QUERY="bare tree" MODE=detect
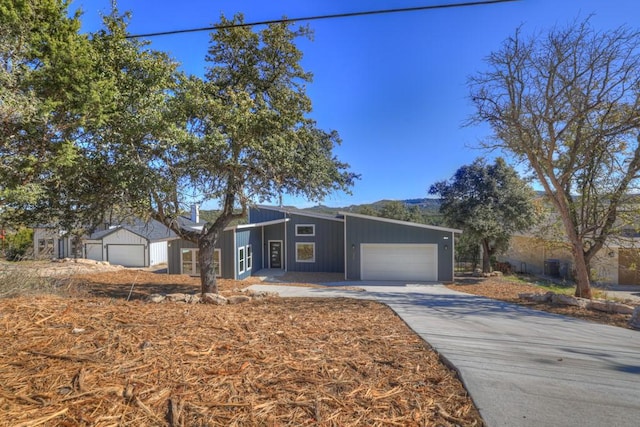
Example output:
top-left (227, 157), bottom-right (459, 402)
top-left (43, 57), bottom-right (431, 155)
top-left (468, 18), bottom-right (640, 298)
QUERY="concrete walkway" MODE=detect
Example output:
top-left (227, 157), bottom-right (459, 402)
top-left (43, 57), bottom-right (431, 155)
top-left (247, 282), bottom-right (640, 427)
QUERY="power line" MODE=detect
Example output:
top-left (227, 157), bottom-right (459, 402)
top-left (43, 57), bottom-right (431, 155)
top-left (125, 0), bottom-right (520, 39)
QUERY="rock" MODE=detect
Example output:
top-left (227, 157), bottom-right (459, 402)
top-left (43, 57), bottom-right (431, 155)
top-left (227, 295), bottom-right (252, 305)
top-left (246, 290), bottom-right (279, 299)
top-left (202, 293), bottom-right (228, 305)
top-left (185, 294), bottom-right (201, 304)
top-left (588, 300), bottom-right (635, 315)
top-left (166, 293), bottom-right (187, 302)
top-left (629, 307), bottom-right (640, 329)
top-left (551, 294), bottom-right (589, 308)
top-left (519, 292), bottom-right (552, 303)
top-left (148, 294), bottom-right (166, 303)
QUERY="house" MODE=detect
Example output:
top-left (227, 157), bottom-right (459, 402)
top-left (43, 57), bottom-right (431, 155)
top-left (167, 205), bottom-right (461, 282)
top-left (33, 218), bottom-right (177, 268)
top-left (498, 234), bottom-right (635, 285)
top-left (83, 219), bottom-right (177, 267)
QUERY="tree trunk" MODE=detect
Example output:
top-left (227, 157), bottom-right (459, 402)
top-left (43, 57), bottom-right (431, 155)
top-left (199, 229), bottom-right (219, 295)
top-left (570, 240), bottom-right (592, 299)
top-left (481, 239), bottom-right (492, 273)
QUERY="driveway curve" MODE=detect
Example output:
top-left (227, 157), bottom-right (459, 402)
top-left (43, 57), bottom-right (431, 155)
top-left (247, 282), bottom-right (640, 427)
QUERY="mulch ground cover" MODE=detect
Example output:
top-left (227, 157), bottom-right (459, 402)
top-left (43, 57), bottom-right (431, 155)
top-left (447, 276), bottom-right (638, 329)
top-left (0, 267), bottom-right (482, 427)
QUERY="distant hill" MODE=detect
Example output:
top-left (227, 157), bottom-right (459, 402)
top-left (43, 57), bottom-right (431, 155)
top-left (303, 198), bottom-right (444, 226)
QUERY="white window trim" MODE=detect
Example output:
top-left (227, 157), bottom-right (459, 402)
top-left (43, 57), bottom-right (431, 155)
top-left (295, 224), bottom-right (315, 237)
top-left (181, 248), bottom-right (221, 277)
top-left (295, 242), bottom-right (316, 263)
top-left (213, 248), bottom-right (221, 277)
top-left (246, 244), bottom-right (252, 271)
top-left (238, 246), bottom-right (246, 273)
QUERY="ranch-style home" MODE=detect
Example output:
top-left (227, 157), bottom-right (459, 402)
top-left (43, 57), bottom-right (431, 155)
top-left (167, 205), bottom-right (461, 282)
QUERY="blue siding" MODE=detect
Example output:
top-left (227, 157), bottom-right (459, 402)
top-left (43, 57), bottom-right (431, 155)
top-left (167, 230), bottom-right (235, 278)
top-left (285, 213), bottom-right (344, 273)
top-left (263, 223), bottom-right (286, 269)
top-left (249, 207), bottom-right (285, 223)
top-left (345, 216), bottom-right (454, 282)
top-left (236, 229), bottom-right (262, 280)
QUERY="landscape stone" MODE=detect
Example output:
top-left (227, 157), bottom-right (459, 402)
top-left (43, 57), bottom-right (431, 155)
top-left (629, 307), bottom-right (640, 329)
top-left (551, 294), bottom-right (589, 308)
top-left (166, 293), bottom-right (187, 302)
top-left (202, 293), bottom-right (228, 305)
top-left (185, 294), bottom-right (201, 304)
top-left (227, 295), bottom-right (252, 305)
top-left (148, 294), bottom-right (166, 303)
top-left (588, 300), bottom-right (635, 315)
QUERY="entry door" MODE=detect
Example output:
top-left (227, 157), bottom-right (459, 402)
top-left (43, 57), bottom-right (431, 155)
top-left (269, 241), bottom-right (283, 269)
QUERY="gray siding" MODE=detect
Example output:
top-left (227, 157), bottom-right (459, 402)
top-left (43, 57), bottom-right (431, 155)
top-left (167, 230), bottom-right (235, 278)
top-left (345, 216), bottom-right (454, 282)
top-left (286, 213), bottom-right (344, 273)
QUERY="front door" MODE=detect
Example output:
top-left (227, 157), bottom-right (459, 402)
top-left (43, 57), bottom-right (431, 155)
top-left (269, 241), bottom-right (283, 269)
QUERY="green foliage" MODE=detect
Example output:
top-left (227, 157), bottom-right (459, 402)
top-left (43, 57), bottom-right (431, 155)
top-left (4, 227), bottom-right (33, 260)
top-left (429, 157), bottom-right (537, 272)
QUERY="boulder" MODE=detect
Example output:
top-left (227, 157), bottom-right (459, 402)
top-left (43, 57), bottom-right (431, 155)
top-left (588, 300), bottom-right (635, 315)
top-left (519, 292), bottom-right (553, 303)
top-left (227, 295), bottom-right (252, 305)
top-left (148, 294), bottom-right (166, 303)
top-left (166, 293), bottom-right (187, 302)
top-left (551, 294), bottom-right (589, 308)
top-left (202, 293), bottom-right (228, 305)
top-left (629, 307), bottom-right (640, 330)
top-left (185, 294), bottom-right (201, 304)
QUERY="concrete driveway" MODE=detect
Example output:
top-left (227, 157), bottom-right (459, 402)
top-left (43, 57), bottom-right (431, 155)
top-left (247, 282), bottom-right (640, 427)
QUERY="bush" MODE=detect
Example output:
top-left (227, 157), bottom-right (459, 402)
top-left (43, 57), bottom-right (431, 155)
top-left (0, 269), bottom-right (67, 298)
top-left (4, 228), bottom-right (33, 261)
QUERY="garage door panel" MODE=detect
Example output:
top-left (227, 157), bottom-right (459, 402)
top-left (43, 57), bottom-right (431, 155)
top-left (361, 244), bottom-right (437, 281)
top-left (107, 244), bottom-right (145, 267)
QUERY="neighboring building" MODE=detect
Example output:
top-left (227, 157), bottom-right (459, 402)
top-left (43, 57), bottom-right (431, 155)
top-left (167, 205), bottom-right (461, 282)
top-left (83, 219), bottom-right (177, 267)
top-left (499, 234), bottom-right (636, 285)
top-left (33, 218), bottom-right (177, 268)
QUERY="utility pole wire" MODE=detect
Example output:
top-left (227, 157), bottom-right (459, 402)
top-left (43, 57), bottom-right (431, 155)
top-left (125, 0), bottom-right (520, 39)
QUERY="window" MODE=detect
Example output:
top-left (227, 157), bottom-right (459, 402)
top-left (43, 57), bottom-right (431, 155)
top-left (182, 248), bottom-right (220, 277)
top-left (246, 245), bottom-right (252, 271)
top-left (295, 224), bottom-right (315, 236)
top-left (238, 247), bottom-right (245, 273)
top-left (296, 242), bottom-right (315, 263)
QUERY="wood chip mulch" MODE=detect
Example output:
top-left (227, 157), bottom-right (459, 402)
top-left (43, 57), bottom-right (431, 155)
top-left (447, 276), bottom-right (637, 329)
top-left (0, 268), bottom-right (483, 426)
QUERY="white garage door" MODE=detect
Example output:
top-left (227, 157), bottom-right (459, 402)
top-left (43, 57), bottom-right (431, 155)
top-left (361, 243), bottom-right (437, 281)
top-left (107, 244), bottom-right (145, 267)
top-left (85, 243), bottom-right (103, 261)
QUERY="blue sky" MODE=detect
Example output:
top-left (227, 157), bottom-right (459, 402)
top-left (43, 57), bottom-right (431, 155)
top-left (72, 0), bottom-right (640, 208)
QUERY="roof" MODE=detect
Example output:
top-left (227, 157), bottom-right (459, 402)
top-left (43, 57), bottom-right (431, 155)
top-left (88, 219), bottom-right (177, 242)
top-left (254, 205), bottom-right (345, 222)
top-left (339, 211), bottom-right (463, 234)
top-left (227, 218), bottom-right (290, 231)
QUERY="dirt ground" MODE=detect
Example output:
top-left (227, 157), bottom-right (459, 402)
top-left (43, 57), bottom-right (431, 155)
top-left (0, 262), bottom-right (482, 426)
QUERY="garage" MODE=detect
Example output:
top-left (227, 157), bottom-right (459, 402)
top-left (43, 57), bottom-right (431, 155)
top-left (107, 244), bottom-right (146, 267)
top-left (85, 243), bottom-right (103, 261)
top-left (361, 243), bottom-right (437, 281)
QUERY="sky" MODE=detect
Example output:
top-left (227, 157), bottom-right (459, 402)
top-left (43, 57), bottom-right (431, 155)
top-left (71, 0), bottom-right (640, 208)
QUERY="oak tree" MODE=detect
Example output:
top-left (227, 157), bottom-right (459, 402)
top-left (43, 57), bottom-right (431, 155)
top-left (429, 158), bottom-right (537, 273)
